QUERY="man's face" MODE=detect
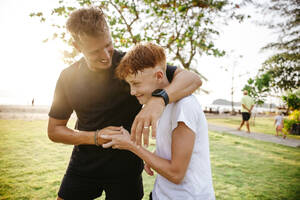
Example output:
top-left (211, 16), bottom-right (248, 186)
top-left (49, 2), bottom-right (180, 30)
top-left (76, 31), bottom-right (114, 71)
top-left (125, 68), bottom-right (158, 105)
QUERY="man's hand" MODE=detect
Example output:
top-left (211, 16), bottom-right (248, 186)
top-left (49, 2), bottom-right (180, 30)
top-left (101, 127), bottom-right (134, 150)
top-left (131, 97), bottom-right (165, 147)
top-left (96, 126), bottom-right (122, 145)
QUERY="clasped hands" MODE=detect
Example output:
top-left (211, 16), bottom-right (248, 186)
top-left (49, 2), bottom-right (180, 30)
top-left (99, 127), bottom-right (155, 176)
top-left (98, 97), bottom-right (165, 148)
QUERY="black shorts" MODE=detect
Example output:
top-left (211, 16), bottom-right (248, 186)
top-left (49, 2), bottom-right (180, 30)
top-left (58, 173), bottom-right (144, 200)
top-left (242, 112), bottom-right (251, 121)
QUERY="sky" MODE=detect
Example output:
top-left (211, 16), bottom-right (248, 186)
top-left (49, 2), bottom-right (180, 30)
top-left (0, 0), bottom-right (277, 106)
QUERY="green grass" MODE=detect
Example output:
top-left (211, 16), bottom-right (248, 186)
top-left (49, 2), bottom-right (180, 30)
top-left (0, 119), bottom-right (299, 200)
top-left (207, 116), bottom-right (300, 140)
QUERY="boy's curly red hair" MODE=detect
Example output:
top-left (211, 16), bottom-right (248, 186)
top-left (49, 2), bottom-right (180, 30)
top-left (116, 43), bottom-right (166, 80)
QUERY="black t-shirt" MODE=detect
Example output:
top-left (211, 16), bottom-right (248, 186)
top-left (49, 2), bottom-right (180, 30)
top-left (49, 50), bottom-right (176, 182)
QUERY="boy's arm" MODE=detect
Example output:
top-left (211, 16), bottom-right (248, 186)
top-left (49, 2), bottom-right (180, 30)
top-left (102, 122), bottom-right (195, 184)
top-left (131, 68), bottom-right (202, 146)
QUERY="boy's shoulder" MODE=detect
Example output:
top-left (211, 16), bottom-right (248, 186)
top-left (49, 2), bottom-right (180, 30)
top-left (174, 95), bottom-right (199, 107)
top-left (170, 95), bottom-right (202, 116)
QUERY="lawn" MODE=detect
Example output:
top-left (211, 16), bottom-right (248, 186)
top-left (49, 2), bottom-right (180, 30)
top-left (207, 115), bottom-right (300, 140)
top-left (0, 119), bottom-right (299, 200)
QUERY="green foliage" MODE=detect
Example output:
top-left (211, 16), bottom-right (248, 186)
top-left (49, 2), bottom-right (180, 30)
top-left (242, 72), bottom-right (272, 105)
top-left (29, 0), bottom-right (246, 74)
top-left (243, 0), bottom-right (300, 107)
top-left (256, 0), bottom-right (300, 53)
top-left (283, 119), bottom-right (298, 135)
top-left (283, 110), bottom-right (300, 135)
top-left (261, 53), bottom-right (300, 92)
top-left (288, 109), bottom-right (300, 121)
top-left (243, 53), bottom-right (299, 106)
top-left (282, 90), bottom-right (300, 111)
top-left (251, 0), bottom-right (300, 64)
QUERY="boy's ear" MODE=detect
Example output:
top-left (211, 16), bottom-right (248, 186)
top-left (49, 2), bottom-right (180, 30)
top-left (155, 69), bottom-right (164, 81)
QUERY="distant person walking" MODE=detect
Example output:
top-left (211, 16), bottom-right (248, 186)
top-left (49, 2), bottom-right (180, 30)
top-left (31, 98), bottom-right (34, 106)
top-left (238, 90), bottom-right (254, 133)
top-left (274, 112), bottom-right (286, 139)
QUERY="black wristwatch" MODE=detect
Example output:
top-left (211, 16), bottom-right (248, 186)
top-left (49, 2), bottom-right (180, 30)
top-left (152, 89), bottom-right (169, 106)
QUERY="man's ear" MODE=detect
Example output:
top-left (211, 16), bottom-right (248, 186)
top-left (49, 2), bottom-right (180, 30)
top-left (72, 41), bottom-right (81, 52)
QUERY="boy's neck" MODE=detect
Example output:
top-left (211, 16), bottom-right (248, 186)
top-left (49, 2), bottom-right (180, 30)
top-left (158, 75), bottom-right (170, 89)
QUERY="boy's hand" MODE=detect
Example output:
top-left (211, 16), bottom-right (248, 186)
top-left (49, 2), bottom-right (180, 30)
top-left (131, 97), bottom-right (165, 147)
top-left (144, 162), bottom-right (154, 176)
top-left (101, 127), bottom-right (133, 150)
top-left (96, 126), bottom-right (122, 145)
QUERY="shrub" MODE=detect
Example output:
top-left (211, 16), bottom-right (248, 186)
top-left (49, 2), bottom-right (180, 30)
top-left (283, 110), bottom-right (300, 135)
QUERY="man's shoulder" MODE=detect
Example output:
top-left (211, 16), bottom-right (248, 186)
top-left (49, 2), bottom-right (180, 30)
top-left (114, 49), bottom-right (126, 57)
top-left (61, 58), bottom-right (84, 75)
top-left (246, 95), bottom-right (254, 104)
top-left (111, 49), bottom-right (126, 69)
top-left (242, 95), bottom-right (252, 102)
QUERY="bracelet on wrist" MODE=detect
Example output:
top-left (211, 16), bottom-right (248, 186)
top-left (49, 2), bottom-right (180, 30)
top-left (94, 130), bottom-right (100, 146)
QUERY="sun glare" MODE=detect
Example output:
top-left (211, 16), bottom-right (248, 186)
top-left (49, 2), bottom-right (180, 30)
top-left (0, 0), bottom-right (68, 105)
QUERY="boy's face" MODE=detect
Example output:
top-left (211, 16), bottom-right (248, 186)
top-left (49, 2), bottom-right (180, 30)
top-left (125, 68), bottom-right (159, 105)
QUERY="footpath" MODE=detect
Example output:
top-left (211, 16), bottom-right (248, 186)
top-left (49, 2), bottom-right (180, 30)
top-left (208, 123), bottom-right (300, 148)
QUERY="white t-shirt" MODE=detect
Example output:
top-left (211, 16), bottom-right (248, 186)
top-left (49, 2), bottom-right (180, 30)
top-left (275, 115), bottom-right (284, 127)
top-left (152, 95), bottom-right (215, 200)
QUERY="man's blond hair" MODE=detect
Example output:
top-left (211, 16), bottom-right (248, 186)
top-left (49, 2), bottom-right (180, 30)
top-left (66, 7), bottom-right (108, 43)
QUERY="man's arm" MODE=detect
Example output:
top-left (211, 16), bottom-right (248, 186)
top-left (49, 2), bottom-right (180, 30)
top-left (249, 105), bottom-right (254, 112)
top-left (242, 104), bottom-right (250, 112)
top-left (102, 122), bottom-right (195, 184)
top-left (165, 67), bottom-right (202, 103)
top-left (47, 117), bottom-right (121, 145)
top-left (131, 68), bottom-right (202, 146)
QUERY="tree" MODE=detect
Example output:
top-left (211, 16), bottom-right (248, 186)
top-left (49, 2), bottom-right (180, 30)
top-left (243, 72), bottom-right (272, 106)
top-left (30, 0), bottom-right (246, 79)
top-left (245, 0), bottom-right (300, 91)
top-left (282, 90), bottom-right (300, 112)
top-left (253, 0), bottom-right (300, 67)
top-left (260, 53), bottom-right (300, 92)
top-left (243, 0), bottom-right (299, 106)
top-left (258, 0), bottom-right (300, 53)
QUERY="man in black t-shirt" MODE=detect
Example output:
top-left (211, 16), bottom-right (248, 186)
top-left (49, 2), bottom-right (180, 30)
top-left (48, 7), bottom-right (202, 200)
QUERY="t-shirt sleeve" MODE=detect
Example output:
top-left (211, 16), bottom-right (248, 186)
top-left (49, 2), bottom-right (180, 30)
top-left (171, 98), bottom-right (198, 135)
top-left (241, 97), bottom-right (245, 105)
top-left (166, 64), bottom-right (177, 83)
top-left (48, 71), bottom-right (73, 120)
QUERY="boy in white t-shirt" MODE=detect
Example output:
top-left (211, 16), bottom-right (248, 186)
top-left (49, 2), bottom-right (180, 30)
top-left (274, 112), bottom-right (286, 139)
top-left (101, 43), bottom-right (215, 200)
